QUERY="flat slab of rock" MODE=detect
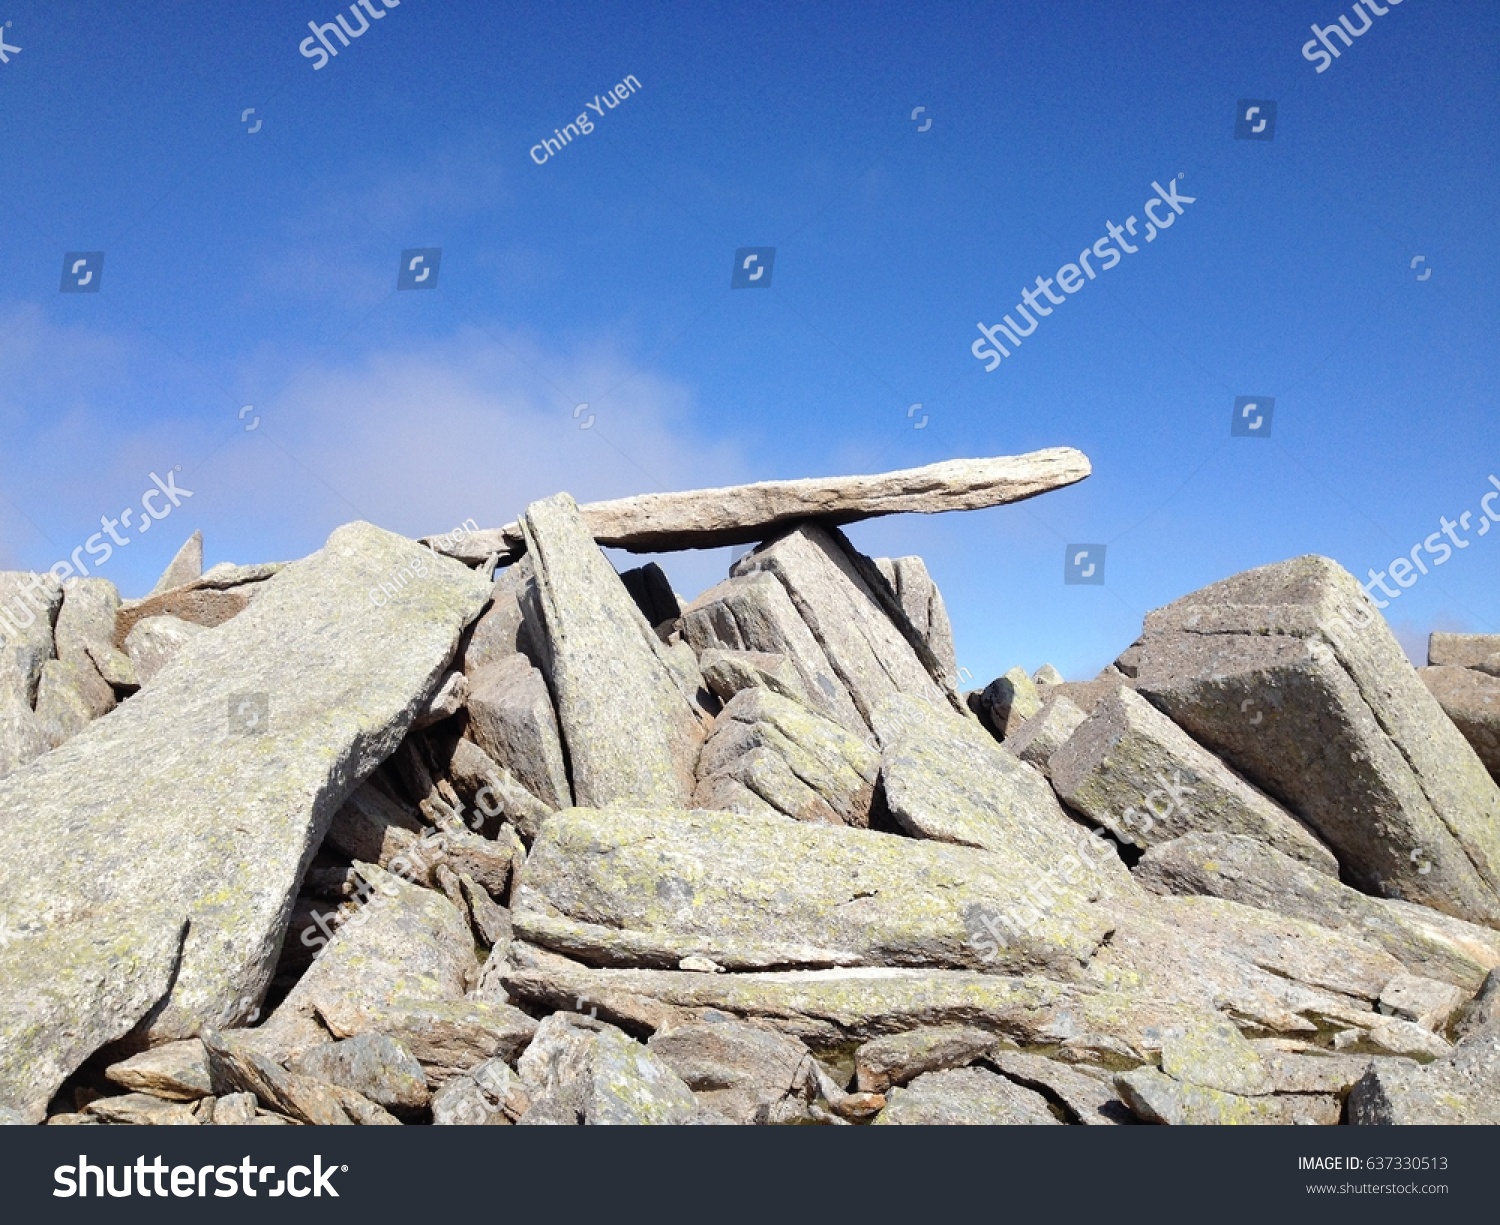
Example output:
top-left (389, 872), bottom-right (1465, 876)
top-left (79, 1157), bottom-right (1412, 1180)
top-left (513, 806), bottom-right (1121, 978)
top-left (427, 449), bottom-right (1092, 563)
top-left (1130, 555), bottom-right (1500, 925)
top-left (985, 1051), bottom-right (1135, 1124)
top-left (521, 493), bottom-right (705, 808)
top-left (0, 911), bottom-right (186, 1123)
top-left (1050, 687), bottom-right (1337, 873)
top-left (1420, 665), bottom-right (1499, 777)
top-left (0, 522), bottom-right (491, 1044)
top-left (1429, 632), bottom-right (1500, 671)
top-left (873, 1066), bottom-right (1060, 1125)
top-left (854, 1027), bottom-right (997, 1092)
top-left (1114, 1067), bottom-right (1324, 1125)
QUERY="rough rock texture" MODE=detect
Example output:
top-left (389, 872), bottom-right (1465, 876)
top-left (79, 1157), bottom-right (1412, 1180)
top-left (518, 1014), bottom-right (702, 1125)
top-left (114, 586), bottom-right (255, 648)
top-left (0, 525), bottom-right (490, 1048)
top-left (854, 1027), bottom-right (997, 1092)
top-left (123, 614), bottom-right (206, 687)
top-left (1003, 695), bottom-right (1087, 777)
top-left (0, 571), bottom-right (63, 779)
top-left (0, 912), bottom-right (186, 1123)
top-left (513, 806), bottom-right (1120, 978)
top-left (1050, 687), bottom-right (1337, 872)
top-left (150, 530), bottom-right (204, 595)
top-left (985, 1051), bottom-right (1135, 1124)
top-left (288, 1034), bottom-right (430, 1114)
top-left (693, 687), bottom-right (879, 826)
top-left (1429, 633), bottom-right (1500, 672)
top-left (521, 494), bottom-right (705, 808)
top-left (1114, 1067), bottom-right (1310, 1125)
top-left (1348, 1020), bottom-right (1500, 1124)
top-left (873, 555), bottom-right (958, 690)
top-left (1130, 556), bottom-right (1500, 924)
top-left (428, 449), bottom-right (1093, 563)
top-left (1420, 666), bottom-right (1499, 778)
top-left (697, 647), bottom-right (811, 708)
top-left (978, 667), bottom-right (1042, 739)
top-left (874, 1066), bottom-right (1060, 1125)
top-left (465, 654), bottom-right (571, 810)
top-left (1135, 832), bottom-right (1500, 991)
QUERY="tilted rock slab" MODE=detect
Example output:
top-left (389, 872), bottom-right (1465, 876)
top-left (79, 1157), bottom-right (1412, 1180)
top-left (513, 806), bottom-right (1121, 979)
top-left (520, 493), bottom-right (706, 808)
top-left (0, 522), bottom-right (491, 1045)
top-left (1049, 687), bottom-right (1337, 873)
top-left (1420, 665), bottom-right (1500, 778)
top-left (426, 448), bottom-right (1092, 563)
top-left (1129, 555), bottom-right (1500, 926)
top-left (873, 555), bottom-right (959, 690)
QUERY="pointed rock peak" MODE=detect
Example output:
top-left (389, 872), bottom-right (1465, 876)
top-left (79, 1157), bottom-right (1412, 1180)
top-left (150, 531), bottom-right (204, 596)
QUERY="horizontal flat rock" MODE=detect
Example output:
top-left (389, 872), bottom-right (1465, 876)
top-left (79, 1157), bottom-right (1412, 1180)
top-left (425, 448), bottom-right (1091, 562)
top-left (513, 806), bottom-right (1121, 978)
top-left (0, 522), bottom-right (491, 1044)
top-left (1428, 632), bottom-right (1500, 671)
top-left (873, 1066), bottom-right (1060, 1125)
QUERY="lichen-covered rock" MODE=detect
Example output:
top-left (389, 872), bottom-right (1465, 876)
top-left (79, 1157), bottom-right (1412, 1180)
top-left (514, 806), bottom-right (1121, 978)
top-left (1348, 1020), bottom-right (1500, 1124)
top-left (1002, 694), bottom-right (1086, 776)
top-left (854, 1027), bottom-right (997, 1092)
top-left (122, 614), bottom-right (207, 686)
top-left (1130, 555), bottom-right (1500, 925)
top-left (984, 1051), bottom-right (1136, 1124)
top-left (520, 493), bottom-right (705, 808)
top-left (693, 688), bottom-right (879, 826)
top-left (1115, 1067), bottom-right (1291, 1125)
top-left (518, 1014), bottom-right (701, 1125)
top-left (1134, 832), bottom-right (1500, 990)
top-left (0, 910), bottom-right (186, 1123)
top-left (0, 523), bottom-right (491, 1046)
top-left (288, 1034), bottom-right (430, 1114)
top-left (978, 667), bottom-right (1041, 739)
top-left (1159, 1019), bottom-right (1270, 1096)
top-left (1050, 687), bottom-right (1336, 873)
top-left (873, 1066), bottom-right (1059, 1125)
top-left (698, 647), bottom-right (812, 709)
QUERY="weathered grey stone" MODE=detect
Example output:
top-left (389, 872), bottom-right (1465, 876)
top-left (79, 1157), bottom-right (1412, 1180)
top-left (1134, 832), bottom-right (1500, 990)
top-left (1378, 973), bottom-right (1466, 1031)
top-left (984, 1051), bottom-right (1136, 1124)
top-left (440, 736), bottom-right (553, 843)
top-left (431, 1056), bottom-right (527, 1125)
top-left (513, 806), bottom-right (1120, 978)
top-left (0, 912), bottom-right (186, 1123)
top-left (1049, 667), bottom-right (1134, 715)
top-left (269, 864), bottom-right (477, 1043)
top-left (1455, 968), bottom-right (1500, 1040)
top-left (1051, 688), bottom-right (1337, 873)
top-left (1348, 1020), bottom-right (1500, 1124)
top-left (351, 999), bottom-right (537, 1087)
top-left (1114, 1067), bottom-right (1306, 1125)
top-left (693, 688), bottom-right (879, 826)
top-left (1420, 666), bottom-right (1499, 777)
top-left (854, 1027), bottom-right (997, 1093)
top-left (1336, 1018), bottom-right (1453, 1060)
top-left (0, 523), bottom-right (491, 1044)
top-left (873, 556), bottom-right (958, 690)
top-left (105, 1039), bottom-right (213, 1102)
top-left (733, 525), bottom-right (956, 725)
top-left (874, 1066), bottom-right (1060, 1125)
top-left (202, 1027), bottom-right (397, 1125)
top-left (1159, 1019), bottom-right (1270, 1095)
top-left (149, 530), bottom-right (204, 595)
top-left (209, 1092), bottom-right (258, 1125)
top-left (518, 1014), bottom-right (700, 1125)
top-left (123, 614), bottom-right (206, 686)
top-left (520, 493), bottom-right (705, 808)
top-left (697, 647), bottom-right (811, 708)
top-left (429, 449), bottom-right (1093, 563)
top-left (0, 571), bottom-right (62, 705)
top-left (1429, 632), bottom-right (1500, 671)
top-left (1248, 1044), bottom-right (1380, 1095)
top-left (681, 571), bottom-right (866, 733)
top-left (978, 667), bottom-right (1042, 738)
top-left (289, 1034), bottom-right (430, 1113)
top-left (1131, 555), bottom-right (1500, 925)
top-left (649, 1017), bottom-right (839, 1124)
top-left (323, 781), bottom-right (425, 869)
top-left (114, 586), bottom-right (251, 648)
top-left (459, 874), bottom-right (512, 949)
top-left (33, 656), bottom-right (113, 746)
top-left (83, 1092), bottom-right (201, 1126)
top-left (1003, 694), bottom-right (1087, 776)
top-left (413, 670), bottom-right (468, 728)
top-left (52, 578), bottom-right (128, 693)
top-left (1034, 664), bottom-right (1065, 688)
top-left (464, 654), bottom-right (570, 809)
top-left (873, 694), bottom-right (1135, 907)
top-left (619, 562), bottom-right (681, 627)
top-left (458, 557), bottom-right (546, 676)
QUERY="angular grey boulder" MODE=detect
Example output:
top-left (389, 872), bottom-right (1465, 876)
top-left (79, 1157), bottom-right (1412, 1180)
top-left (518, 1014), bottom-right (701, 1125)
top-left (513, 806), bottom-right (1121, 978)
top-left (1049, 687), bottom-right (1337, 873)
top-left (1347, 1020), bottom-right (1500, 1124)
top-left (1134, 832), bottom-right (1500, 990)
top-left (0, 910), bottom-right (186, 1124)
top-left (149, 530), bottom-right (204, 595)
top-left (288, 1034), bottom-right (430, 1114)
top-left (648, 1018), bottom-right (842, 1124)
top-left (0, 522), bottom-right (491, 1045)
top-left (123, 614), bottom-right (206, 687)
top-left (520, 493), bottom-right (705, 809)
top-left (873, 1066), bottom-right (1060, 1125)
top-left (977, 666), bottom-right (1041, 739)
top-left (1003, 694), bottom-right (1086, 777)
top-left (464, 654), bottom-right (571, 810)
top-left (1130, 556), bottom-right (1500, 924)
top-left (985, 1051), bottom-right (1135, 1124)
top-left (1429, 632), bottom-right (1500, 671)
top-left (693, 687), bottom-right (879, 826)
top-left (873, 555), bottom-right (958, 690)
top-left (1420, 666), bottom-right (1499, 778)
top-left (854, 1027), bottom-right (997, 1093)
top-left (697, 647), bottom-right (811, 708)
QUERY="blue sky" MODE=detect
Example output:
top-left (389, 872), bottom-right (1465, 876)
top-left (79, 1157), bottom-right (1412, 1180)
top-left (0, 0), bottom-right (1495, 683)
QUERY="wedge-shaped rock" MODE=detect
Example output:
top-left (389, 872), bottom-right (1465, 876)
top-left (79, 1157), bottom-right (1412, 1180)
top-left (1135, 832), bottom-right (1500, 990)
top-left (873, 556), bottom-right (958, 690)
top-left (977, 667), bottom-right (1041, 739)
top-left (0, 910), bottom-right (186, 1123)
top-left (1420, 666), bottom-right (1499, 778)
top-left (521, 494), bottom-right (704, 808)
top-left (873, 1066), bottom-right (1060, 1125)
top-left (514, 806), bottom-right (1121, 978)
top-left (1130, 556), bottom-right (1500, 925)
top-left (681, 571), bottom-right (866, 732)
top-left (288, 1034), bottom-right (430, 1114)
top-left (465, 654), bottom-right (570, 809)
top-left (1348, 1020), bottom-right (1500, 1124)
top-left (430, 449), bottom-right (1092, 562)
top-left (0, 527), bottom-right (491, 1046)
top-left (269, 864), bottom-right (477, 1043)
top-left (693, 688), bottom-right (879, 826)
top-left (51, 577), bottom-right (126, 696)
top-left (873, 694), bottom-right (1135, 903)
top-left (149, 530), bottom-right (204, 595)
top-left (1050, 688), bottom-right (1337, 873)
top-left (202, 1028), bottom-right (398, 1125)
top-left (1003, 694), bottom-right (1087, 776)
top-left (519, 1014), bottom-right (701, 1125)
top-left (733, 525), bottom-right (955, 724)
top-left (458, 557), bottom-right (547, 675)
top-left (82, 1092), bottom-right (202, 1126)
top-left (1114, 1067), bottom-right (1320, 1125)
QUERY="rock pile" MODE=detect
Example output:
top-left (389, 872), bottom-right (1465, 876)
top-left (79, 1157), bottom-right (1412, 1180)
top-left (2, 448), bottom-right (1498, 1127)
